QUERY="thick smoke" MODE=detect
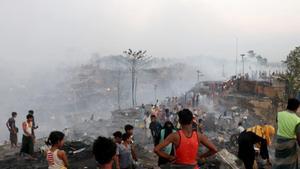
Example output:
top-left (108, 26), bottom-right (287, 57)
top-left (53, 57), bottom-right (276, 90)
top-left (0, 53), bottom-right (284, 143)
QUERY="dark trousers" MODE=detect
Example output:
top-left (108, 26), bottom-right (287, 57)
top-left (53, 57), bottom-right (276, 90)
top-left (241, 158), bottom-right (255, 169)
top-left (238, 131), bottom-right (257, 169)
top-left (9, 132), bottom-right (18, 145)
top-left (20, 135), bottom-right (34, 156)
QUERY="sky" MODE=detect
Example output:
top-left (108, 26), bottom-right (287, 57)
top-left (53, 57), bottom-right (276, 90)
top-left (0, 0), bottom-right (300, 70)
top-left (0, 0), bottom-right (300, 142)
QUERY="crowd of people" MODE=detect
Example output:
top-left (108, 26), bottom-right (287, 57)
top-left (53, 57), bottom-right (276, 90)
top-left (5, 98), bottom-right (300, 169)
top-left (93, 108), bottom-right (218, 169)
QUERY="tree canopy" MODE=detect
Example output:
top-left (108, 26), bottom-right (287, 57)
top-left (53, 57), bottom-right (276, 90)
top-left (280, 46), bottom-right (300, 97)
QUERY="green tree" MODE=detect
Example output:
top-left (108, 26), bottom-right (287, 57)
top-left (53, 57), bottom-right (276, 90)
top-left (279, 46), bottom-right (300, 98)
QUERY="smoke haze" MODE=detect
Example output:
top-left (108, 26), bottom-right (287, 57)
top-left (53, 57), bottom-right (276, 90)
top-left (0, 0), bottom-right (298, 142)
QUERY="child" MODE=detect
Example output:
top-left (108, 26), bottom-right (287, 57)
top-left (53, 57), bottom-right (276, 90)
top-left (45, 131), bottom-right (69, 169)
top-left (119, 133), bottom-right (138, 169)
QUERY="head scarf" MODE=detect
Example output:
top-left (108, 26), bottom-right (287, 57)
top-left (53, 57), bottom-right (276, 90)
top-left (263, 125), bottom-right (275, 145)
top-left (247, 125), bottom-right (275, 145)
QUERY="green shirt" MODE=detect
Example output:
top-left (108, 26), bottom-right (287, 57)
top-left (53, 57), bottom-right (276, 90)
top-left (277, 110), bottom-right (300, 139)
top-left (159, 129), bottom-right (176, 155)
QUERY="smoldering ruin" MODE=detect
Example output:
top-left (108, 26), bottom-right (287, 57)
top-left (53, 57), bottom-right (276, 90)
top-left (1, 1), bottom-right (299, 169)
top-left (0, 52), bottom-right (287, 168)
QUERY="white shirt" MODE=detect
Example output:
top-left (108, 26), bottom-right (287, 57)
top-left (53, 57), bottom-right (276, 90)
top-left (23, 121), bottom-right (32, 136)
top-left (47, 149), bottom-right (65, 169)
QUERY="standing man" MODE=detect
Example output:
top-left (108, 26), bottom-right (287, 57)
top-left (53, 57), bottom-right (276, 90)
top-left (149, 115), bottom-right (162, 146)
top-left (28, 110), bottom-right (38, 139)
top-left (155, 109), bottom-right (218, 169)
top-left (273, 98), bottom-right (300, 169)
top-left (20, 114), bottom-right (35, 159)
top-left (6, 112), bottom-right (18, 148)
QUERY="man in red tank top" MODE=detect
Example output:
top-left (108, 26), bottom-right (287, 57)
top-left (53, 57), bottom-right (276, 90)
top-left (154, 109), bottom-right (217, 169)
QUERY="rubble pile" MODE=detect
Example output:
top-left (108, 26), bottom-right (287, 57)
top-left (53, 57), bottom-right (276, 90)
top-left (0, 106), bottom-right (260, 169)
top-left (215, 149), bottom-right (243, 169)
top-left (0, 107), bottom-right (158, 169)
top-left (0, 140), bottom-right (94, 169)
top-left (0, 78), bottom-right (279, 168)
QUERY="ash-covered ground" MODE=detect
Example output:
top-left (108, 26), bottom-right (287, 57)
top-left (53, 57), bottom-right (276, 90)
top-left (0, 103), bottom-right (254, 169)
top-left (0, 79), bottom-right (277, 169)
top-left (0, 108), bottom-right (159, 169)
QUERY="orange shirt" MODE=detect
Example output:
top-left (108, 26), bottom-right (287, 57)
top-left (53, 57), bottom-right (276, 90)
top-left (175, 130), bottom-right (199, 165)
